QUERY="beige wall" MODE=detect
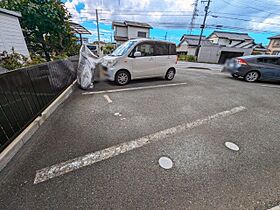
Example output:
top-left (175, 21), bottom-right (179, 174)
top-left (127, 26), bottom-right (149, 39)
top-left (268, 39), bottom-right (280, 55)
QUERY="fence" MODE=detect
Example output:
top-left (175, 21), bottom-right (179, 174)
top-left (0, 57), bottom-right (77, 152)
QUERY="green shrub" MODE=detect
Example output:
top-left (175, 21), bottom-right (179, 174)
top-left (178, 54), bottom-right (187, 61)
top-left (27, 54), bottom-right (46, 66)
top-left (186, 55), bottom-right (196, 62)
top-left (103, 44), bottom-right (115, 55)
top-left (0, 49), bottom-right (27, 70)
top-left (178, 54), bottom-right (196, 62)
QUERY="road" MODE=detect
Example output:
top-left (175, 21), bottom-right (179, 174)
top-left (0, 66), bottom-right (280, 210)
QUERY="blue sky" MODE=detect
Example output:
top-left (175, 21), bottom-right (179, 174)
top-left (63, 0), bottom-right (280, 45)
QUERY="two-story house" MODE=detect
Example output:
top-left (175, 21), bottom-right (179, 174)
top-left (268, 35), bottom-right (280, 55)
top-left (112, 21), bottom-right (152, 45)
top-left (205, 31), bottom-right (255, 63)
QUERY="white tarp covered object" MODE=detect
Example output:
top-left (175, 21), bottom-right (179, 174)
top-left (77, 45), bottom-right (99, 90)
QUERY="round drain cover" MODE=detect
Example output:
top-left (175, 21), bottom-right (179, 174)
top-left (225, 142), bottom-right (239, 151)
top-left (159, 157), bottom-right (173, 169)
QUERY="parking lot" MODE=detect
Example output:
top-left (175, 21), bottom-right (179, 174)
top-left (1, 65), bottom-right (280, 209)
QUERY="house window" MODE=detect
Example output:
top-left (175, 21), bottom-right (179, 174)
top-left (138, 31), bottom-right (147, 38)
top-left (272, 51), bottom-right (280, 55)
top-left (273, 40), bottom-right (280, 46)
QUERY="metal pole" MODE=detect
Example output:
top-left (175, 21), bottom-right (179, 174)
top-left (79, 33), bottom-right (83, 45)
top-left (96, 9), bottom-right (101, 54)
top-left (189, 0), bottom-right (199, 34)
top-left (195, 0), bottom-right (211, 58)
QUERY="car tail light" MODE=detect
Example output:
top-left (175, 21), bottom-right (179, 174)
top-left (237, 58), bottom-right (248, 65)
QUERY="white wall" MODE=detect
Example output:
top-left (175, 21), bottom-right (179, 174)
top-left (229, 40), bottom-right (240, 47)
top-left (127, 26), bottom-right (149, 39)
top-left (0, 12), bottom-right (29, 57)
top-left (217, 38), bottom-right (230, 46)
top-left (198, 45), bottom-right (253, 63)
top-left (209, 37), bottom-right (242, 47)
top-left (177, 43), bottom-right (197, 56)
top-left (209, 37), bottom-right (219, 44)
top-left (198, 45), bottom-right (221, 63)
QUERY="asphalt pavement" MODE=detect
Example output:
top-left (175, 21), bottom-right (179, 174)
top-left (0, 65), bottom-right (280, 210)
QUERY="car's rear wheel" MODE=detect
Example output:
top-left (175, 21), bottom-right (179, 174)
top-left (165, 68), bottom-right (176, 80)
top-left (115, 70), bottom-right (130, 85)
top-left (244, 71), bottom-right (260, 82)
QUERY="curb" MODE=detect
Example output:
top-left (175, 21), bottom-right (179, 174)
top-left (0, 80), bottom-right (77, 171)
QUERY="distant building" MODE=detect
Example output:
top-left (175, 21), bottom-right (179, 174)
top-left (267, 35), bottom-right (280, 55)
top-left (81, 37), bottom-right (89, 44)
top-left (177, 31), bottom-right (262, 63)
top-left (0, 8), bottom-right (29, 57)
top-left (112, 21), bottom-right (152, 45)
top-left (177, 34), bottom-right (213, 56)
top-left (91, 41), bottom-right (106, 49)
top-left (207, 31), bottom-right (254, 47)
top-left (252, 43), bottom-right (267, 55)
top-left (205, 31), bottom-right (255, 63)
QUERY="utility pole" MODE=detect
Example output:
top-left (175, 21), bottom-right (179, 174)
top-left (95, 9), bottom-right (101, 54)
top-left (195, 0), bottom-right (211, 58)
top-left (189, 0), bottom-right (199, 34)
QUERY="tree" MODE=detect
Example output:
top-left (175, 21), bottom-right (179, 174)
top-left (0, 0), bottom-right (79, 61)
top-left (102, 44), bottom-right (115, 55)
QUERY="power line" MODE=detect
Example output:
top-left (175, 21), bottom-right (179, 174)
top-left (206, 24), bottom-right (279, 34)
top-left (220, 0), bottom-right (279, 16)
top-left (210, 15), bottom-right (280, 28)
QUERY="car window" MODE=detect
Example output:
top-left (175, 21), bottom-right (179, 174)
top-left (258, 57), bottom-right (279, 65)
top-left (155, 43), bottom-right (169, 56)
top-left (111, 40), bottom-right (137, 56)
top-left (135, 43), bottom-right (154, 57)
top-left (169, 44), bottom-right (177, 55)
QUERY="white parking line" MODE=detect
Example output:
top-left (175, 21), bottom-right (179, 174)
top-left (33, 106), bottom-right (246, 184)
top-left (260, 84), bottom-right (280, 89)
top-left (103, 94), bottom-right (112, 103)
top-left (82, 83), bottom-right (187, 95)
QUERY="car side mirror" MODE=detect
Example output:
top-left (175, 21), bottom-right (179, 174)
top-left (134, 51), bottom-right (141, 57)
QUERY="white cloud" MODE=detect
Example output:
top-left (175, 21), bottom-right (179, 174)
top-left (164, 0), bottom-right (194, 12)
top-left (64, 0), bottom-right (195, 28)
top-left (148, 12), bottom-right (162, 21)
top-left (250, 15), bottom-right (280, 32)
top-left (64, 0), bottom-right (82, 23)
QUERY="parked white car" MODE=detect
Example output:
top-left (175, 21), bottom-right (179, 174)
top-left (101, 39), bottom-right (177, 85)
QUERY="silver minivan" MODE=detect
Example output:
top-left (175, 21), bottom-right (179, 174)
top-left (101, 39), bottom-right (177, 85)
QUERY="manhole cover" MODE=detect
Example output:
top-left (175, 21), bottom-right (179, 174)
top-left (225, 142), bottom-right (240, 151)
top-left (159, 157), bottom-right (173, 169)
